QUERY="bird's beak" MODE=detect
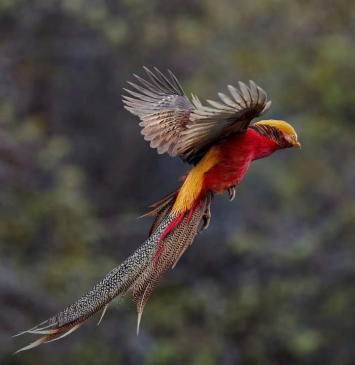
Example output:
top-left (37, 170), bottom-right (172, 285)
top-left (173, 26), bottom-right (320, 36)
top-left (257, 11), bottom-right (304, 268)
top-left (294, 141), bottom-right (301, 149)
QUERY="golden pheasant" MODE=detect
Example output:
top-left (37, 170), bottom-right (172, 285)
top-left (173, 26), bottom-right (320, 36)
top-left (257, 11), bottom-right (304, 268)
top-left (15, 68), bottom-right (301, 352)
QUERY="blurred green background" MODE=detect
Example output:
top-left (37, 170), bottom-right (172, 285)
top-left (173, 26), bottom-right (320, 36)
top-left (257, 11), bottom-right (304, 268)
top-left (1, 0), bottom-right (355, 364)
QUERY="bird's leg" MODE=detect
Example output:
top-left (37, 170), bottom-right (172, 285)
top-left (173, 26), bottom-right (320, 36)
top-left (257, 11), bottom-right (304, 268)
top-left (198, 203), bottom-right (211, 234)
top-left (227, 186), bottom-right (237, 202)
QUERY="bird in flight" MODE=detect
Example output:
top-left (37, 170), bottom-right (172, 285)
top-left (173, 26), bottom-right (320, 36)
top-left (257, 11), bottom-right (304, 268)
top-left (15, 67), bottom-right (301, 352)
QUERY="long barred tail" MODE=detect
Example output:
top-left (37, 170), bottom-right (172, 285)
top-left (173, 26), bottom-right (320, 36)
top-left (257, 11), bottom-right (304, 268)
top-left (14, 192), bottom-right (213, 353)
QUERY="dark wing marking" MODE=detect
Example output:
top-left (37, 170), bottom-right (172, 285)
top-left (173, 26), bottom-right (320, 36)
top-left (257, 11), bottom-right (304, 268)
top-left (123, 68), bottom-right (271, 164)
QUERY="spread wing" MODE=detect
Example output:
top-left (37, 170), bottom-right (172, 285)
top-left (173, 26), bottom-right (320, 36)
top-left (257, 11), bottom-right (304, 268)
top-left (123, 68), bottom-right (271, 164)
top-left (123, 67), bottom-right (200, 157)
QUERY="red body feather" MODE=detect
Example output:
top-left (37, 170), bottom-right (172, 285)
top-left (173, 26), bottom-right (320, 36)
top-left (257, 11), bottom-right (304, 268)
top-left (200, 129), bottom-right (279, 196)
top-left (155, 129), bottom-right (280, 266)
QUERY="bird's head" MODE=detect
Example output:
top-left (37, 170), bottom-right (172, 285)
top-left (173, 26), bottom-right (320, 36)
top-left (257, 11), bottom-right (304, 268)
top-left (254, 120), bottom-right (301, 149)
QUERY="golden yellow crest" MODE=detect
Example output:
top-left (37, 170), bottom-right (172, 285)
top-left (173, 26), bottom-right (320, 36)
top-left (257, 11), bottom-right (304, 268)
top-left (255, 120), bottom-right (297, 138)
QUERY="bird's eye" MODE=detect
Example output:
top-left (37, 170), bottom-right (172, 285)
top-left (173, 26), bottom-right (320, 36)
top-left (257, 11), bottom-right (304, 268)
top-left (291, 135), bottom-right (296, 140)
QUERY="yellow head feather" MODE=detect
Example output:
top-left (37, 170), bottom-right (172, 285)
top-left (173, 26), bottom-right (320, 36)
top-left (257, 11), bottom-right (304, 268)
top-left (255, 120), bottom-right (297, 139)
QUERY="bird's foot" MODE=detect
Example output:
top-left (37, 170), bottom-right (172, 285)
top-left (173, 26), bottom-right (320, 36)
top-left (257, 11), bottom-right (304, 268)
top-left (228, 186), bottom-right (237, 201)
top-left (198, 204), bottom-right (211, 234)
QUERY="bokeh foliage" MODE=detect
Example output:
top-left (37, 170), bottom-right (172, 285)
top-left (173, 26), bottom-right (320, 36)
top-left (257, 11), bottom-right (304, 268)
top-left (1, 0), bottom-right (355, 364)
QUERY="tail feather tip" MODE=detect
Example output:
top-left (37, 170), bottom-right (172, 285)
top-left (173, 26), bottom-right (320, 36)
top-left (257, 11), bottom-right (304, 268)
top-left (13, 336), bottom-right (48, 355)
top-left (137, 312), bottom-right (142, 336)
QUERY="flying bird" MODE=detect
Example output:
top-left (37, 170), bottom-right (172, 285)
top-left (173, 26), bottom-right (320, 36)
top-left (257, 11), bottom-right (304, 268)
top-left (15, 68), bottom-right (301, 352)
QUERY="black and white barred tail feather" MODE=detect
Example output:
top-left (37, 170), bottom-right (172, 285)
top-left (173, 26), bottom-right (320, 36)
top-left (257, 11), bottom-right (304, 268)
top-left (15, 192), bottom-right (213, 353)
top-left (14, 216), bottom-right (174, 353)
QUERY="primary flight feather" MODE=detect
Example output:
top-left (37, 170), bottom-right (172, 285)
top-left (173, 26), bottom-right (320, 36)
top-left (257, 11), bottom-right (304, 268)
top-left (15, 68), bottom-right (300, 353)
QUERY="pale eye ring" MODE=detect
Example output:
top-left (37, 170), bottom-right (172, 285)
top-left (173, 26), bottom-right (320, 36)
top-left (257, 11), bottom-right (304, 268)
top-left (291, 135), bottom-right (296, 140)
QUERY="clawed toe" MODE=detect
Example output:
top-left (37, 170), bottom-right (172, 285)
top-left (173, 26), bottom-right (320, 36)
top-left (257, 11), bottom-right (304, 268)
top-left (198, 204), bottom-right (211, 234)
top-left (228, 186), bottom-right (236, 201)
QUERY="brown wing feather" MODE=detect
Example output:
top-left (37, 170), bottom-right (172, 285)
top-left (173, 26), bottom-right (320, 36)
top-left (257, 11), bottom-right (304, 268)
top-left (177, 81), bottom-right (271, 161)
top-left (123, 69), bottom-right (271, 164)
top-left (123, 68), bottom-right (200, 157)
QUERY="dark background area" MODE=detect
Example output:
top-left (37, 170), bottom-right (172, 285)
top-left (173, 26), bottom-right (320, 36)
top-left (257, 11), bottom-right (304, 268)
top-left (1, 0), bottom-right (355, 364)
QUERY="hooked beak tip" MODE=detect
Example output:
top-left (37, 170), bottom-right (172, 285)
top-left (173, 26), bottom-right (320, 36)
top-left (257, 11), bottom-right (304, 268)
top-left (295, 142), bottom-right (301, 149)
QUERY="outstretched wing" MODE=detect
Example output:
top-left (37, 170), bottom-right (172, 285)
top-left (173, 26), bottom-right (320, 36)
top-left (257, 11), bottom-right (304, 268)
top-left (123, 68), bottom-right (271, 164)
top-left (178, 81), bottom-right (271, 162)
top-left (123, 67), bottom-right (200, 157)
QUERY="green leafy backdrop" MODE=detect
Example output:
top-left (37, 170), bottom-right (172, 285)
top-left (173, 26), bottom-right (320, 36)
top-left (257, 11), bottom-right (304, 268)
top-left (1, 0), bottom-right (354, 364)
